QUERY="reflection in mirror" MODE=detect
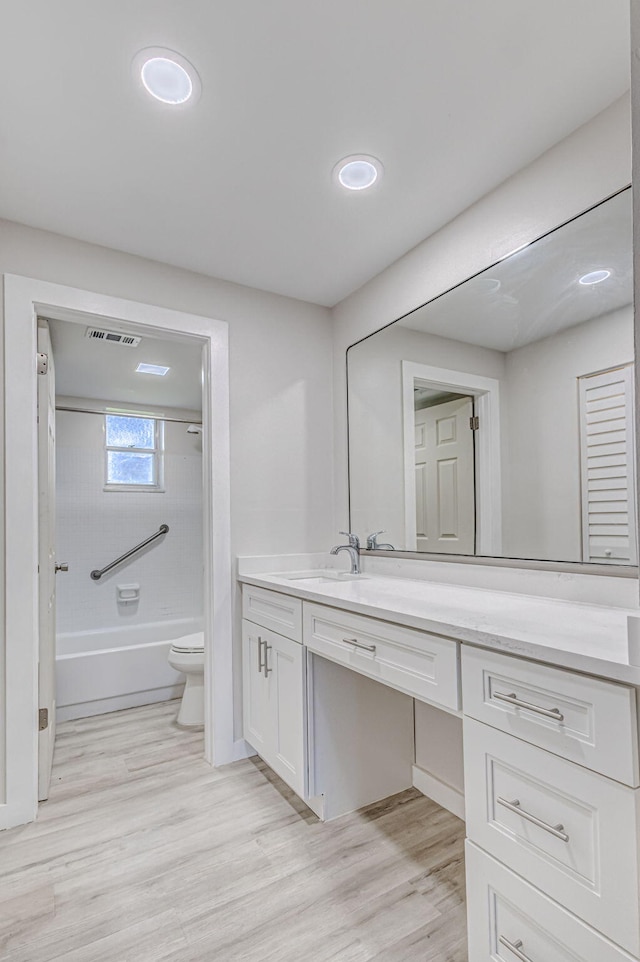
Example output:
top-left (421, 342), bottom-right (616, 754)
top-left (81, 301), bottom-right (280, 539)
top-left (347, 187), bottom-right (636, 566)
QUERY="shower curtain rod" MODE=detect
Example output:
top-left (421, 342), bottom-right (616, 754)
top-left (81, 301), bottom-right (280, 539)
top-left (55, 405), bottom-right (202, 426)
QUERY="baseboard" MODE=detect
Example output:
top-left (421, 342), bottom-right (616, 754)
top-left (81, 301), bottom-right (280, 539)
top-left (412, 764), bottom-right (465, 821)
top-left (56, 685), bottom-right (184, 722)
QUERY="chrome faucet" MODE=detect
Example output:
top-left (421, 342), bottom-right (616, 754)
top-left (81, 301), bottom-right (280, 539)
top-left (331, 531), bottom-right (361, 574)
top-left (339, 531), bottom-right (360, 550)
top-left (366, 531), bottom-right (395, 550)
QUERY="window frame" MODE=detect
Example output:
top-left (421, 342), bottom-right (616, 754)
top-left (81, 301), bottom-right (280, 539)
top-left (103, 414), bottom-right (165, 492)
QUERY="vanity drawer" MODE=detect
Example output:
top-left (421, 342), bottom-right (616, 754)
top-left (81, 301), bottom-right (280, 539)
top-left (242, 585), bottom-right (302, 643)
top-left (466, 841), bottom-right (635, 962)
top-left (303, 603), bottom-right (460, 712)
top-left (462, 646), bottom-right (639, 786)
top-left (464, 717), bottom-right (640, 955)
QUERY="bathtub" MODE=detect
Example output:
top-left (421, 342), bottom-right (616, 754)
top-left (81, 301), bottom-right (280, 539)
top-left (56, 617), bottom-right (202, 722)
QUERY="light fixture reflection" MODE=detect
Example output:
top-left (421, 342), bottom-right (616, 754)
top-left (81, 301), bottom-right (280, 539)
top-left (579, 270), bottom-right (611, 285)
top-left (136, 363), bottom-right (170, 376)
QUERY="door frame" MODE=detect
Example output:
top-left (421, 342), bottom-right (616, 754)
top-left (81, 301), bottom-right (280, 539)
top-left (2, 273), bottom-right (239, 830)
top-left (402, 361), bottom-right (502, 555)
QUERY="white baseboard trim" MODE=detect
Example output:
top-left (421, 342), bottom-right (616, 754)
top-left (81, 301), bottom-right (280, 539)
top-left (412, 764), bottom-right (465, 821)
top-left (56, 685), bottom-right (184, 722)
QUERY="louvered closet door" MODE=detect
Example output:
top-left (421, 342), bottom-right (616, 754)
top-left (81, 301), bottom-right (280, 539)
top-left (579, 364), bottom-right (637, 564)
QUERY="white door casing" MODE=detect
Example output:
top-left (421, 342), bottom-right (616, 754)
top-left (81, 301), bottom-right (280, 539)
top-left (1, 273), bottom-right (237, 831)
top-left (37, 320), bottom-right (57, 801)
top-left (415, 397), bottom-right (475, 554)
top-left (402, 361), bottom-right (502, 555)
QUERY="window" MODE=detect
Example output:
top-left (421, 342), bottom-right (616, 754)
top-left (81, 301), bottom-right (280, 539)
top-left (104, 415), bottom-right (163, 490)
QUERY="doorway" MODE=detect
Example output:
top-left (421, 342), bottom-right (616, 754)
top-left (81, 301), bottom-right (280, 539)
top-left (2, 274), bottom-right (237, 831)
top-left (402, 360), bottom-right (502, 557)
top-left (413, 388), bottom-right (476, 555)
top-left (37, 316), bottom-right (208, 800)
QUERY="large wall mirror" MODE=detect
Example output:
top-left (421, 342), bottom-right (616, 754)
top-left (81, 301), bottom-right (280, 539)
top-left (347, 186), bottom-right (636, 567)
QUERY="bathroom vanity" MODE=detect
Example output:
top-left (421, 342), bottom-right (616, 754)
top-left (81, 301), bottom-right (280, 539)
top-left (239, 562), bottom-right (640, 962)
top-left (237, 183), bottom-right (640, 960)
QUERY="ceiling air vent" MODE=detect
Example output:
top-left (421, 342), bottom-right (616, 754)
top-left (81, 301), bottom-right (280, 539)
top-left (85, 327), bottom-right (141, 347)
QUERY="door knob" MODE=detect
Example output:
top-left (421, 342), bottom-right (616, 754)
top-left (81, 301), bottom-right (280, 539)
top-left (54, 562), bottom-right (69, 572)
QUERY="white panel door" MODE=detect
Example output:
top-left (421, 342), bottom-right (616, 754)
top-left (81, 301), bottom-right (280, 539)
top-left (415, 397), bottom-right (475, 553)
top-left (579, 364), bottom-right (637, 564)
top-left (37, 321), bottom-right (57, 801)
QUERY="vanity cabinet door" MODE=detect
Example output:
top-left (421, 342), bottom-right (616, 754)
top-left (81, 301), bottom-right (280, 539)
top-left (464, 717), bottom-right (640, 955)
top-left (263, 630), bottom-right (306, 798)
top-left (242, 585), bottom-right (303, 642)
top-left (466, 842), bottom-right (635, 962)
top-left (242, 619), bottom-right (306, 798)
top-left (303, 603), bottom-right (460, 712)
top-left (462, 646), bottom-right (639, 785)
top-left (242, 620), bottom-right (270, 755)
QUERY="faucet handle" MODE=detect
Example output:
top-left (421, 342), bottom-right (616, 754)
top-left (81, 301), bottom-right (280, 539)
top-left (339, 531), bottom-right (360, 549)
top-left (366, 531), bottom-right (385, 550)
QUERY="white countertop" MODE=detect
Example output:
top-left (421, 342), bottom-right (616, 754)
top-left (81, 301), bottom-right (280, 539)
top-left (239, 568), bottom-right (640, 685)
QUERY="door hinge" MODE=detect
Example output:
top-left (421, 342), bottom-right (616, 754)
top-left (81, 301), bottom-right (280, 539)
top-left (469, 416), bottom-right (480, 431)
top-left (37, 353), bottom-right (48, 375)
top-left (38, 707), bottom-right (49, 731)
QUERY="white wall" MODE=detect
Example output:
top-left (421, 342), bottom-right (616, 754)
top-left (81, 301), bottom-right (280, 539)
top-left (56, 410), bottom-right (203, 636)
top-left (0, 221), bottom-right (335, 557)
top-left (503, 306), bottom-right (634, 561)
top-left (332, 95), bottom-right (632, 535)
top-left (0, 224), bottom-right (334, 743)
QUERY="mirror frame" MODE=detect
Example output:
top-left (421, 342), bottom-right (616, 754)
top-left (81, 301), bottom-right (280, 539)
top-left (345, 185), bottom-right (638, 577)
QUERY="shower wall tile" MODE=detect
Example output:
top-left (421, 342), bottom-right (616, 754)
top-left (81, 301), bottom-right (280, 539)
top-left (56, 411), bottom-right (204, 637)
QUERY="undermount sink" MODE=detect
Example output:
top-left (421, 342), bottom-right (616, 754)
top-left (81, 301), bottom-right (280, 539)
top-left (281, 570), bottom-right (368, 582)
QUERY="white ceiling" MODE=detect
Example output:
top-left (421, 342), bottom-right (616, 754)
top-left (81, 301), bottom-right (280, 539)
top-left (0, 1), bottom-right (631, 307)
top-left (48, 317), bottom-right (203, 410)
top-left (397, 188), bottom-right (633, 352)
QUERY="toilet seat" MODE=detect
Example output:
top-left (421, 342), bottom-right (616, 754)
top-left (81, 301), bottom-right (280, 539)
top-left (170, 632), bottom-right (204, 654)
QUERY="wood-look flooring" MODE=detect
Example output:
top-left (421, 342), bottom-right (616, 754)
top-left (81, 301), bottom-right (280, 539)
top-left (0, 701), bottom-right (467, 961)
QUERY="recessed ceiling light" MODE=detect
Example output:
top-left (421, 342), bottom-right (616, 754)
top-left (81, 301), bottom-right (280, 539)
top-left (133, 47), bottom-right (201, 105)
top-left (136, 363), bottom-right (170, 376)
top-left (334, 155), bottom-right (382, 191)
top-left (579, 269), bottom-right (611, 285)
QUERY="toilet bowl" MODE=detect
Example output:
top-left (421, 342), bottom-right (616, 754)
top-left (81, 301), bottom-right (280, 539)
top-left (168, 632), bottom-right (205, 727)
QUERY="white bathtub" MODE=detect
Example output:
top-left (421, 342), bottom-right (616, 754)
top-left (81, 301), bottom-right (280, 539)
top-left (56, 617), bottom-right (202, 722)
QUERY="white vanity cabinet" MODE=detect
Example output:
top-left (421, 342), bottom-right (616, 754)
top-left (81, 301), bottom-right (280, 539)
top-left (242, 587), bottom-right (306, 797)
top-left (240, 576), bottom-right (640, 962)
top-left (462, 645), bottom-right (640, 960)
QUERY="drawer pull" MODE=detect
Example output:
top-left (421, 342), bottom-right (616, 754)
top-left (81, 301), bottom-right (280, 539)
top-left (493, 690), bottom-right (564, 721)
top-left (342, 637), bottom-right (376, 653)
top-left (264, 643), bottom-right (272, 676)
top-left (257, 636), bottom-right (265, 674)
top-left (499, 936), bottom-right (534, 962)
top-left (497, 797), bottom-right (569, 842)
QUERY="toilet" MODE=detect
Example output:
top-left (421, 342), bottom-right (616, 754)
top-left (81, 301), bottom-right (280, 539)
top-left (167, 632), bottom-right (205, 727)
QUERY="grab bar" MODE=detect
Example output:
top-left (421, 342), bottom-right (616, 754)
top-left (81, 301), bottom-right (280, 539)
top-left (90, 524), bottom-right (169, 580)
